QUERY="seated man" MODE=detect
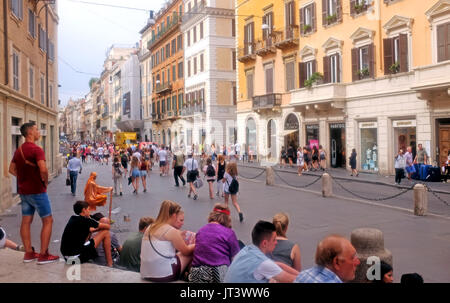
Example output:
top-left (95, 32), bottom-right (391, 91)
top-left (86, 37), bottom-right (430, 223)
top-left (295, 234), bottom-right (360, 283)
top-left (60, 201), bottom-right (113, 267)
top-left (117, 217), bottom-right (154, 272)
top-left (224, 220), bottom-right (298, 283)
top-left (90, 213), bottom-right (122, 266)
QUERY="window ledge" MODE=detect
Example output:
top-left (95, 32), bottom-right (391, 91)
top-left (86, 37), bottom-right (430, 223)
top-left (9, 13), bottom-right (22, 26)
top-left (323, 20), bottom-right (343, 29)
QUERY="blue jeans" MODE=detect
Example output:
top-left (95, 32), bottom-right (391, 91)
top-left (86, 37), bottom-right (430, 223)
top-left (70, 171), bottom-right (78, 194)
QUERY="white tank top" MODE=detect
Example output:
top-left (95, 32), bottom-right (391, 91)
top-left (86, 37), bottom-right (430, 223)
top-left (140, 225), bottom-right (178, 278)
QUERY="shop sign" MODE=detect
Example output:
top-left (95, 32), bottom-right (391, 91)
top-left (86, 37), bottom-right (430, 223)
top-left (284, 114), bottom-right (299, 130)
top-left (330, 123), bottom-right (345, 129)
top-left (359, 122), bottom-right (378, 129)
top-left (393, 120), bottom-right (416, 128)
top-left (306, 124), bottom-right (319, 130)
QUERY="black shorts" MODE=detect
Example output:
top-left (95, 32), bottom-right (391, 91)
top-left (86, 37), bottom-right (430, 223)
top-left (64, 239), bottom-right (97, 264)
top-left (187, 170), bottom-right (199, 183)
top-left (121, 162), bottom-right (128, 169)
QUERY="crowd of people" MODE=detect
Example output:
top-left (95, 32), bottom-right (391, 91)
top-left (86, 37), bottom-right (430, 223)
top-left (1, 121), bottom-right (426, 284)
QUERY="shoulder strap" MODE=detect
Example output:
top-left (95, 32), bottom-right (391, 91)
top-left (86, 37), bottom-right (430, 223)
top-left (19, 146), bottom-right (37, 167)
top-left (148, 226), bottom-right (176, 260)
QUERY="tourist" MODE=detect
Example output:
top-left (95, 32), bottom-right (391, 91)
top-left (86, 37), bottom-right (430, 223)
top-left (295, 234), bottom-right (360, 283)
top-left (120, 150), bottom-right (129, 178)
top-left (287, 145), bottom-right (295, 168)
top-left (60, 201), bottom-right (112, 267)
top-left (404, 146), bottom-right (415, 180)
top-left (0, 226), bottom-right (24, 251)
top-left (188, 204), bottom-right (240, 283)
top-left (184, 153), bottom-right (199, 200)
top-left (8, 122), bottom-right (59, 264)
top-left (349, 148), bottom-right (358, 177)
top-left (280, 147), bottom-right (287, 168)
top-left (84, 172), bottom-right (113, 211)
top-left (140, 200), bottom-right (195, 282)
top-left (203, 157), bottom-right (216, 199)
top-left (112, 157), bottom-right (124, 196)
top-left (224, 221), bottom-right (298, 283)
top-left (394, 149), bottom-right (406, 185)
top-left (140, 158), bottom-right (150, 193)
top-left (297, 147), bottom-right (305, 176)
top-left (172, 149), bottom-right (186, 187)
top-left (216, 155), bottom-right (226, 197)
top-left (401, 273), bottom-right (424, 284)
top-left (91, 213), bottom-right (122, 266)
top-left (129, 156), bottom-right (141, 194)
top-left (414, 143), bottom-right (428, 166)
top-left (223, 162), bottom-right (243, 222)
top-left (372, 261), bottom-right (393, 283)
top-left (319, 145), bottom-right (326, 171)
top-left (158, 144), bottom-right (168, 176)
top-left (270, 213), bottom-right (301, 271)
top-left (67, 152), bottom-right (82, 196)
top-left (311, 146), bottom-right (319, 171)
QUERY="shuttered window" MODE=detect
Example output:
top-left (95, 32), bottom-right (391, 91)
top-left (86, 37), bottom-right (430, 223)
top-left (188, 60), bottom-right (191, 77)
top-left (232, 18), bottom-right (235, 37)
top-left (437, 22), bottom-right (450, 62)
top-left (265, 64), bottom-right (274, 94)
top-left (13, 50), bottom-right (19, 91)
top-left (244, 23), bottom-right (255, 55)
top-left (166, 43), bottom-right (170, 59)
top-left (177, 34), bottom-right (183, 50)
top-left (171, 39), bottom-right (176, 54)
top-left (193, 25), bottom-right (197, 43)
top-left (246, 72), bottom-right (254, 99)
top-left (285, 1), bottom-right (296, 28)
top-left (323, 0), bottom-right (341, 26)
top-left (285, 61), bottom-right (295, 91)
top-left (384, 34), bottom-right (408, 74)
top-left (300, 3), bottom-right (316, 35)
top-left (39, 24), bottom-right (47, 52)
top-left (172, 65), bottom-right (176, 81)
top-left (299, 60), bottom-right (316, 87)
top-left (28, 9), bottom-right (36, 38)
top-left (29, 65), bottom-right (34, 98)
top-left (178, 62), bottom-right (183, 78)
top-left (187, 30), bottom-right (190, 47)
top-left (352, 43), bottom-right (375, 80)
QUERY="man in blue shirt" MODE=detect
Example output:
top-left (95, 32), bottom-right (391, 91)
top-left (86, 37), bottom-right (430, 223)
top-left (67, 153), bottom-right (82, 196)
top-left (295, 235), bottom-right (360, 283)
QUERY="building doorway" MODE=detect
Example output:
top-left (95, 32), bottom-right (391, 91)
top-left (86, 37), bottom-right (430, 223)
top-left (284, 114), bottom-right (299, 162)
top-left (438, 119), bottom-right (450, 167)
top-left (267, 119), bottom-right (277, 160)
top-left (330, 123), bottom-right (346, 168)
top-left (393, 120), bottom-right (416, 160)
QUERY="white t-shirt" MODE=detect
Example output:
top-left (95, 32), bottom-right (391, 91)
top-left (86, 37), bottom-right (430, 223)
top-left (133, 152), bottom-right (142, 161)
top-left (235, 144), bottom-right (241, 153)
top-left (297, 151), bottom-right (304, 165)
top-left (158, 150), bottom-right (167, 162)
top-left (184, 158), bottom-right (199, 171)
top-left (97, 147), bottom-right (104, 155)
top-left (253, 259), bottom-right (282, 281)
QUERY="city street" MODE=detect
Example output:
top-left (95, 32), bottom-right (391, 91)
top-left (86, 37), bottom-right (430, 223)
top-left (1, 159), bottom-right (450, 282)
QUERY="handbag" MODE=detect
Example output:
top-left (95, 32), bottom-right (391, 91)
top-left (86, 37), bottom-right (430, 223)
top-left (128, 176), bottom-right (132, 185)
top-left (66, 178), bottom-right (71, 186)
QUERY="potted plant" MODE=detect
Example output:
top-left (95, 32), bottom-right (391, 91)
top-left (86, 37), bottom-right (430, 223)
top-left (326, 14), bottom-right (337, 24)
top-left (354, 3), bottom-right (366, 14)
top-left (357, 67), bottom-right (370, 78)
top-left (389, 62), bottom-right (400, 74)
top-left (304, 72), bottom-right (324, 88)
top-left (303, 24), bottom-right (312, 34)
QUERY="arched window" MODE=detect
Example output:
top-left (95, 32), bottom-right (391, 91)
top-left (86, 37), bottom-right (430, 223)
top-left (246, 118), bottom-right (257, 157)
top-left (267, 119), bottom-right (277, 159)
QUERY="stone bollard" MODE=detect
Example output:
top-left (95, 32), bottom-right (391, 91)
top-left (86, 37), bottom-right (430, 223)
top-left (266, 166), bottom-right (275, 186)
top-left (322, 173), bottom-right (332, 197)
top-left (414, 184), bottom-right (428, 216)
top-left (351, 228), bottom-right (393, 283)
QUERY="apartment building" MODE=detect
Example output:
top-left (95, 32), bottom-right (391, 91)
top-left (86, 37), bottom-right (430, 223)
top-left (0, 0), bottom-right (61, 212)
top-left (179, 0), bottom-right (236, 151)
top-left (148, 0), bottom-right (184, 146)
top-left (237, 0), bottom-right (450, 174)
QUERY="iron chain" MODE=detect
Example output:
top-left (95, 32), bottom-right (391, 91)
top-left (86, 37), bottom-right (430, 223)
top-left (239, 167), bottom-right (266, 180)
top-left (273, 169), bottom-right (322, 189)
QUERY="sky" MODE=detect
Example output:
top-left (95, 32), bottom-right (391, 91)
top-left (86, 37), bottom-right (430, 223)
top-left (58, 0), bottom-right (165, 107)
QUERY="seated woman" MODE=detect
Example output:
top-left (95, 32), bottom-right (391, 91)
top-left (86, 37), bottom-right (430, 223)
top-left (84, 172), bottom-right (112, 211)
top-left (188, 204), bottom-right (240, 283)
top-left (269, 213), bottom-right (301, 272)
top-left (140, 200), bottom-right (195, 282)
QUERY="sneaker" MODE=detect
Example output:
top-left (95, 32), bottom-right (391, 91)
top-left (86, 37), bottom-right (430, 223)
top-left (143, 189), bottom-right (147, 193)
top-left (23, 249), bottom-right (39, 263)
top-left (37, 251), bottom-right (60, 264)
top-left (188, 194), bottom-right (191, 198)
top-left (239, 212), bottom-right (244, 223)
top-left (193, 194), bottom-right (198, 200)
top-left (175, 184), bottom-right (179, 187)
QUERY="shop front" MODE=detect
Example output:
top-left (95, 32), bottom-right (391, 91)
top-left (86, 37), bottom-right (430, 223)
top-left (306, 124), bottom-right (320, 149)
top-left (329, 123), bottom-right (346, 168)
top-left (359, 122), bottom-right (378, 172)
top-left (393, 119), bottom-right (416, 158)
top-left (437, 118), bottom-right (450, 166)
top-left (246, 118), bottom-right (257, 160)
top-left (284, 114), bottom-right (299, 160)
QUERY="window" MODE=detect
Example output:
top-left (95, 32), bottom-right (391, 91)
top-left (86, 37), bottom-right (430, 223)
top-left (244, 23), bottom-right (255, 55)
top-left (233, 83), bottom-right (237, 105)
top-left (156, 52), bottom-right (160, 65)
top-left (167, 68), bottom-right (170, 84)
top-left (193, 26), bottom-right (197, 43)
top-left (162, 71), bottom-right (165, 84)
top-left (177, 34), bottom-right (182, 51)
top-left (153, 76), bottom-right (155, 90)
top-left (187, 30), bottom-right (190, 46)
top-left (383, 34), bottom-right (408, 74)
top-left (200, 54), bottom-right (204, 72)
top-left (262, 12), bottom-right (274, 46)
top-left (39, 25), bottom-right (46, 52)
top-left (171, 39), bottom-right (176, 54)
top-left (178, 62), bottom-right (183, 78)
top-left (298, 60), bottom-right (317, 88)
top-left (167, 97), bottom-right (171, 111)
top-left (437, 22), bottom-right (450, 62)
top-left (11, 0), bottom-right (23, 19)
top-left (162, 99), bottom-right (165, 113)
top-left (246, 72), bottom-right (254, 99)
top-left (179, 5), bottom-right (183, 17)
top-left (188, 60), bottom-right (191, 77)
top-left (200, 21), bottom-right (204, 39)
top-left (48, 41), bottom-right (54, 61)
top-left (166, 43), bottom-right (170, 58)
top-left (194, 57), bottom-right (197, 74)
top-left (28, 9), bottom-right (36, 38)
top-left (172, 65), bottom-right (176, 81)
top-left (167, 16), bottom-right (170, 26)
top-left (323, 0), bottom-right (342, 26)
top-left (49, 84), bottom-right (53, 108)
top-left (232, 50), bottom-right (236, 70)
top-left (161, 48), bottom-right (165, 61)
top-left (232, 18), bottom-right (235, 37)
top-left (300, 3), bottom-right (316, 35)
top-left (172, 95), bottom-right (177, 112)
top-left (40, 75), bottom-right (45, 104)
top-left (264, 64), bottom-right (274, 94)
top-left (351, 44), bottom-right (374, 80)
top-left (178, 93), bottom-right (183, 108)
top-left (29, 65), bottom-right (34, 98)
top-left (350, 0), bottom-right (368, 16)
top-left (285, 61), bottom-right (295, 91)
top-left (13, 50), bottom-right (19, 91)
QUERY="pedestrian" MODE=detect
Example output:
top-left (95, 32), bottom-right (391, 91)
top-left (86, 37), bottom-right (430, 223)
top-left (216, 155), bottom-right (226, 197)
top-left (81, 147), bottom-right (86, 163)
top-left (140, 158), bottom-right (150, 193)
top-left (172, 149), bottom-right (186, 187)
top-left (203, 157), bottom-right (216, 199)
top-left (222, 162), bottom-right (244, 222)
top-left (295, 234), bottom-right (360, 283)
top-left (140, 200), bottom-right (195, 282)
top-left (150, 145), bottom-right (156, 170)
top-left (0, 226), bottom-right (24, 251)
top-left (319, 145), bottom-right (326, 171)
top-left (112, 157), bottom-right (124, 196)
top-left (414, 143), bottom-right (428, 166)
top-left (371, 261), bottom-right (393, 283)
top-left (188, 204), bottom-right (240, 283)
top-left (211, 144), bottom-right (217, 162)
top-left (184, 153), bottom-right (199, 200)
top-left (117, 217), bottom-right (154, 272)
top-left (235, 143), bottom-right (241, 161)
top-left (120, 150), bottom-right (129, 178)
top-left (280, 147), bottom-right (287, 168)
top-left (270, 213), bottom-right (302, 272)
top-left (311, 146), bottom-right (319, 171)
top-left (287, 145), bottom-right (295, 168)
top-left (60, 201), bottom-right (113, 267)
top-left (404, 146), bottom-right (415, 180)
top-left (158, 144), bottom-right (168, 177)
top-left (97, 145), bottom-right (104, 165)
top-left (84, 172), bottom-right (113, 211)
top-left (349, 148), bottom-right (358, 176)
top-left (129, 156), bottom-right (141, 194)
top-left (8, 122), bottom-right (59, 264)
top-left (224, 221), bottom-right (298, 283)
top-left (67, 152), bottom-right (83, 196)
top-left (297, 147), bottom-right (305, 176)
top-left (90, 213), bottom-right (122, 266)
top-left (303, 147), bottom-right (311, 172)
top-left (394, 148), bottom-right (406, 185)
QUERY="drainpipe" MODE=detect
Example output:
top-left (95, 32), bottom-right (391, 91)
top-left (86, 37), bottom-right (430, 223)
top-left (45, 4), bottom-right (49, 107)
top-left (4, 0), bottom-right (9, 85)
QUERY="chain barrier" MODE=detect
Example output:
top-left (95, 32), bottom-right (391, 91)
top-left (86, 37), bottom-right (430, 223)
top-left (273, 169), bottom-right (322, 189)
top-left (239, 167), bottom-right (266, 180)
top-left (331, 177), bottom-right (414, 201)
top-left (423, 184), bottom-right (450, 207)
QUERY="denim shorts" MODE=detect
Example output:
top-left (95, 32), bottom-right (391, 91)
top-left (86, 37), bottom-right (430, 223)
top-left (140, 170), bottom-right (147, 177)
top-left (132, 169), bottom-right (141, 178)
top-left (20, 193), bottom-right (52, 218)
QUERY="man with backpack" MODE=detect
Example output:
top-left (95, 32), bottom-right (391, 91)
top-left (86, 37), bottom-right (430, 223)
top-left (203, 157), bottom-right (216, 199)
top-left (172, 149), bottom-right (186, 187)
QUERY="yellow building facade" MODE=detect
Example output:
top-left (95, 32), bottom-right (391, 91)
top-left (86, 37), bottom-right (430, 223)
top-left (237, 0), bottom-right (450, 174)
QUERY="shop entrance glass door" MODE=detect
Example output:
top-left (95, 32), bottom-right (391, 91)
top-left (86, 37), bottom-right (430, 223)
top-left (330, 123), bottom-right (346, 168)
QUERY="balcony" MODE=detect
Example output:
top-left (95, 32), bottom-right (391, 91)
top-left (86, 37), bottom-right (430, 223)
top-left (252, 93), bottom-right (282, 111)
top-left (155, 82), bottom-right (172, 94)
top-left (147, 13), bottom-right (181, 50)
top-left (238, 43), bottom-right (256, 63)
top-left (255, 37), bottom-right (276, 57)
top-left (167, 110), bottom-right (180, 120)
top-left (274, 26), bottom-right (299, 49)
top-left (290, 83), bottom-right (346, 107)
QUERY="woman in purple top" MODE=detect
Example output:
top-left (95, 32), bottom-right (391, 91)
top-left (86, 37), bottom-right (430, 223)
top-left (188, 204), bottom-right (240, 283)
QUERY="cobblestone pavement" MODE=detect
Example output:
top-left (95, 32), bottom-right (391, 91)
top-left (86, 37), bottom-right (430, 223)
top-left (1, 159), bottom-right (450, 282)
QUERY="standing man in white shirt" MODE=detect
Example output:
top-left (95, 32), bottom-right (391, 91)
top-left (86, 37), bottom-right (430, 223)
top-left (158, 144), bottom-right (168, 176)
top-left (183, 153), bottom-right (199, 200)
top-left (67, 153), bottom-right (82, 196)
